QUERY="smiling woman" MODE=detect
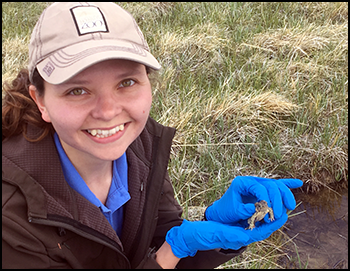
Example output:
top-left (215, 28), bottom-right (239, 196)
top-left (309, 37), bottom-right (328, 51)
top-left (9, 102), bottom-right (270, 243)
top-left (2, 2), bottom-right (303, 269)
top-left (2, 2), bottom-right (243, 269)
top-left (29, 60), bottom-right (152, 164)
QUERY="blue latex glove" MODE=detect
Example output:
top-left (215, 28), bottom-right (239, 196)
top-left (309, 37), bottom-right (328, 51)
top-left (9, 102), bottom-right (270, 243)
top-left (166, 213), bottom-right (288, 258)
top-left (205, 176), bottom-right (303, 224)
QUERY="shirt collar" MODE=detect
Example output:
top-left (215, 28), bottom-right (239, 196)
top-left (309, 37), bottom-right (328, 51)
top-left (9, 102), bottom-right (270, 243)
top-left (53, 133), bottom-right (130, 213)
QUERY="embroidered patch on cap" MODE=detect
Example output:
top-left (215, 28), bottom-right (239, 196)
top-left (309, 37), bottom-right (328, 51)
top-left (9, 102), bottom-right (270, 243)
top-left (70, 6), bottom-right (108, 36)
top-left (42, 61), bottom-right (55, 77)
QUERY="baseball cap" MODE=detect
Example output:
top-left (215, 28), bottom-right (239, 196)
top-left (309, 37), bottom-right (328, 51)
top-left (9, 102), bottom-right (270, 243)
top-left (28, 2), bottom-right (161, 85)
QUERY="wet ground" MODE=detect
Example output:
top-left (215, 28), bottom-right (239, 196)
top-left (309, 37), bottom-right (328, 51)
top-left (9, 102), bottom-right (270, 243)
top-left (281, 187), bottom-right (348, 269)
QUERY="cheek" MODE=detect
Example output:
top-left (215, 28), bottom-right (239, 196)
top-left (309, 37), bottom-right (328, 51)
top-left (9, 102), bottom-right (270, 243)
top-left (143, 93), bottom-right (152, 117)
top-left (144, 93), bottom-right (152, 113)
top-left (134, 89), bottom-right (152, 116)
top-left (128, 90), bottom-right (152, 136)
top-left (44, 102), bottom-right (85, 133)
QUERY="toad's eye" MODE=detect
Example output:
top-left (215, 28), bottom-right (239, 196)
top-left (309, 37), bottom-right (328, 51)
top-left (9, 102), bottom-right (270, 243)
top-left (119, 79), bottom-right (135, 88)
top-left (69, 88), bottom-right (87, 95)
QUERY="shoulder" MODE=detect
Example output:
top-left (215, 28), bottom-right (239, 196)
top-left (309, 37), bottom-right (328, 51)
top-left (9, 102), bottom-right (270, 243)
top-left (2, 124), bottom-right (62, 182)
top-left (2, 125), bottom-right (65, 213)
top-left (142, 117), bottom-right (176, 149)
top-left (144, 117), bottom-right (176, 137)
top-left (2, 125), bottom-right (58, 168)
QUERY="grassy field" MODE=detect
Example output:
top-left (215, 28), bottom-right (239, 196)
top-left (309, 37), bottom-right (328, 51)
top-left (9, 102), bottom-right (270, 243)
top-left (2, 2), bottom-right (348, 268)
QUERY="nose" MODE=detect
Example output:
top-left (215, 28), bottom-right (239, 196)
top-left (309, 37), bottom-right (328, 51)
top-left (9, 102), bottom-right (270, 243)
top-left (90, 92), bottom-right (122, 120)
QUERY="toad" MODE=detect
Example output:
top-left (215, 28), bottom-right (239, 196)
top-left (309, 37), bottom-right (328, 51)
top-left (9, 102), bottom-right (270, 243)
top-left (246, 200), bottom-right (274, 230)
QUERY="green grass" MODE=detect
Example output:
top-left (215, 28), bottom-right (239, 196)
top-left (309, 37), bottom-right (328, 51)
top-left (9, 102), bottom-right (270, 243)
top-left (2, 2), bottom-right (348, 268)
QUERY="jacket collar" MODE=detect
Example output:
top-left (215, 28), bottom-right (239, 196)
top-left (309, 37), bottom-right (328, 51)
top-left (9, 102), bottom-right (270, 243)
top-left (2, 117), bottom-right (176, 259)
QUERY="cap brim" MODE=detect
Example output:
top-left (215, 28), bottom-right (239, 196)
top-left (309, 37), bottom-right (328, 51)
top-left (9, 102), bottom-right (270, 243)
top-left (36, 39), bottom-right (161, 85)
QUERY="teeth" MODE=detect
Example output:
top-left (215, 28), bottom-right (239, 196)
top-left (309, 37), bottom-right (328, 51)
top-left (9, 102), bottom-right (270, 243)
top-left (87, 124), bottom-right (124, 138)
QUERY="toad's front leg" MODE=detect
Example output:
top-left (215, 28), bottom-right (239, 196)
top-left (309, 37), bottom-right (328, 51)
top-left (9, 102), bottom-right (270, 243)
top-left (246, 214), bottom-right (258, 230)
top-left (267, 207), bottom-right (275, 221)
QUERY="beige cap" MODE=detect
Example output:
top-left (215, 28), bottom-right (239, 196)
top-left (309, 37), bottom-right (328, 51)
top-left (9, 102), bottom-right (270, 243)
top-left (28, 2), bottom-right (161, 85)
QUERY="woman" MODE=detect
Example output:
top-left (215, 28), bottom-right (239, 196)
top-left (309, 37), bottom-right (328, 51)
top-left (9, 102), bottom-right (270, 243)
top-left (2, 2), bottom-right (302, 268)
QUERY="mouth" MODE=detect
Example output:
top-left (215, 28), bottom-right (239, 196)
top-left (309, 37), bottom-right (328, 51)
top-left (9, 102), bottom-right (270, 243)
top-left (86, 123), bottom-right (125, 138)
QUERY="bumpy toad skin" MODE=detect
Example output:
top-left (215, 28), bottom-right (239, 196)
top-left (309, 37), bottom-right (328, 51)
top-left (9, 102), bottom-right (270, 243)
top-left (246, 200), bottom-right (274, 230)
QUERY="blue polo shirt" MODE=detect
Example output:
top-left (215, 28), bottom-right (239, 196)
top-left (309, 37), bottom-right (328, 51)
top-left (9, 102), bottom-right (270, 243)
top-left (54, 133), bottom-right (130, 237)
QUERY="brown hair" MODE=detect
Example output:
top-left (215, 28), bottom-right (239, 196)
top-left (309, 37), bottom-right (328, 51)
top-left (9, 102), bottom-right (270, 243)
top-left (2, 68), bottom-right (54, 142)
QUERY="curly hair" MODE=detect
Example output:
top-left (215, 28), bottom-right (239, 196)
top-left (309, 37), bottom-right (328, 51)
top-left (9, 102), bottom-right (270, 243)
top-left (2, 68), bottom-right (54, 142)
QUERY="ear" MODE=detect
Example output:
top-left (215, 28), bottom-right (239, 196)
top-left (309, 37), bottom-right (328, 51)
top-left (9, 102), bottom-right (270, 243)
top-left (29, 85), bottom-right (51, 123)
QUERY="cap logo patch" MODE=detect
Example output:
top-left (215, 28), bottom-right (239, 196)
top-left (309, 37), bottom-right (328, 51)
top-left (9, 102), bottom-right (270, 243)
top-left (42, 61), bottom-right (55, 77)
top-left (70, 6), bottom-right (108, 36)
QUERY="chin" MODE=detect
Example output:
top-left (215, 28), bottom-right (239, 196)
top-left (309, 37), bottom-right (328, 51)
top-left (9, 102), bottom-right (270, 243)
top-left (95, 150), bottom-right (127, 161)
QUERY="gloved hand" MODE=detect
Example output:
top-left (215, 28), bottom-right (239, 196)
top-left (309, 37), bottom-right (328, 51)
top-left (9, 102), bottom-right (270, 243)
top-left (205, 176), bottom-right (303, 224)
top-left (166, 213), bottom-right (288, 258)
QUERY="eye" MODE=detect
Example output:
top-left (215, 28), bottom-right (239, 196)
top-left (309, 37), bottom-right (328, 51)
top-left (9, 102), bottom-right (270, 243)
top-left (69, 88), bottom-right (87, 95)
top-left (119, 79), bottom-right (135, 88)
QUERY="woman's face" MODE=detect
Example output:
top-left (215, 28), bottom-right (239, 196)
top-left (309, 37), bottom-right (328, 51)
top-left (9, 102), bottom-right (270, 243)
top-left (31, 59), bottom-right (152, 163)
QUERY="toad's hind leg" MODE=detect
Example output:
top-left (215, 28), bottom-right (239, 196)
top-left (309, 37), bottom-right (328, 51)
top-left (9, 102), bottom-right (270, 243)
top-left (246, 214), bottom-right (257, 230)
top-left (268, 208), bottom-right (275, 221)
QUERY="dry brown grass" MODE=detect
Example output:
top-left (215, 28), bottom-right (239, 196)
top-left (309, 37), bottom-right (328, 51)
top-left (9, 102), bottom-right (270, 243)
top-left (246, 22), bottom-right (348, 59)
top-left (2, 37), bottom-right (30, 84)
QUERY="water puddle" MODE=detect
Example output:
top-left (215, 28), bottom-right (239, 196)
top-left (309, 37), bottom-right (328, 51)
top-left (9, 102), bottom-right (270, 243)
top-left (281, 187), bottom-right (348, 269)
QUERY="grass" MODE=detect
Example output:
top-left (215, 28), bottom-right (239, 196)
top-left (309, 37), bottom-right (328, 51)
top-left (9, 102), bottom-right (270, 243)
top-left (2, 2), bottom-right (348, 268)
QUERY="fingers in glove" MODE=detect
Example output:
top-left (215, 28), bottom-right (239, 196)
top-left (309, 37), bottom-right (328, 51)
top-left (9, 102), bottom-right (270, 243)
top-left (235, 176), bottom-right (270, 203)
top-left (236, 203), bottom-right (257, 220)
top-left (275, 180), bottom-right (298, 210)
top-left (279, 178), bottom-right (303, 189)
